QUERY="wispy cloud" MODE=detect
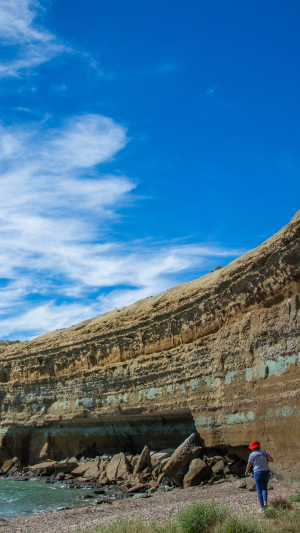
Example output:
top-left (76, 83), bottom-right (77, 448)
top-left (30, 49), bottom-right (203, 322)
top-left (0, 112), bottom-right (241, 340)
top-left (0, 4), bottom-right (242, 340)
top-left (0, 0), bottom-right (68, 77)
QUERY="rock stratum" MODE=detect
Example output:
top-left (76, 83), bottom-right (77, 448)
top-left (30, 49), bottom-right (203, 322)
top-left (0, 211), bottom-right (299, 484)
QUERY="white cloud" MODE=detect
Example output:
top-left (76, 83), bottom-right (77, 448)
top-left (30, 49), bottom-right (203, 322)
top-left (0, 112), bottom-right (241, 340)
top-left (0, 0), bottom-right (67, 77)
top-left (0, 301), bottom-right (97, 339)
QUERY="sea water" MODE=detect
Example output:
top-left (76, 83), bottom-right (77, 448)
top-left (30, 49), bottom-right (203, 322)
top-left (0, 478), bottom-right (121, 520)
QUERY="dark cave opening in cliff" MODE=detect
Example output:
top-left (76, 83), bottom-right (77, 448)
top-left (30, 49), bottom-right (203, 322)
top-left (72, 410), bottom-right (198, 459)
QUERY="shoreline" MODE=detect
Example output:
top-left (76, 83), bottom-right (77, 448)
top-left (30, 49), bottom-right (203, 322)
top-left (0, 480), bottom-right (298, 533)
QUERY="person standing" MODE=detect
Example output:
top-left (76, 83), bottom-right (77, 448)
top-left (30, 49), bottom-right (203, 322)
top-left (245, 440), bottom-right (273, 512)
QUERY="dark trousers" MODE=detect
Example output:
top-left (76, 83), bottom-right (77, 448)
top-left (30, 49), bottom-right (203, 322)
top-left (254, 470), bottom-right (270, 508)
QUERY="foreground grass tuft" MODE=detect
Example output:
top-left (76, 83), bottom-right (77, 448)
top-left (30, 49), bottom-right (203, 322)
top-left (177, 501), bottom-right (227, 533)
top-left (269, 496), bottom-right (293, 510)
top-left (264, 509), bottom-right (300, 533)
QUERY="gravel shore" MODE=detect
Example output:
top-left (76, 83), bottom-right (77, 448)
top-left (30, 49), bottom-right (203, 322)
top-left (0, 480), bottom-right (298, 533)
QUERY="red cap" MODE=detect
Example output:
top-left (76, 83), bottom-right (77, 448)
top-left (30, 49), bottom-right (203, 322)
top-left (249, 440), bottom-right (261, 450)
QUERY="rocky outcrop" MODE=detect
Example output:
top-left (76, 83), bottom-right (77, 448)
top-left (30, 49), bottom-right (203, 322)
top-left (1, 438), bottom-right (249, 494)
top-left (0, 211), bottom-right (299, 484)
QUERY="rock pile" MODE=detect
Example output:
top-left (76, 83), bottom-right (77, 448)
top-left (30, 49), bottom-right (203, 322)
top-left (0, 434), bottom-right (254, 496)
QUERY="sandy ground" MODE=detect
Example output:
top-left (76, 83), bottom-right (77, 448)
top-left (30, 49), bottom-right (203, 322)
top-left (0, 480), bottom-right (298, 533)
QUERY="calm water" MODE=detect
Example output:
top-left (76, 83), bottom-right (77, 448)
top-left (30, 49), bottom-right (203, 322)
top-left (0, 478), bottom-right (121, 520)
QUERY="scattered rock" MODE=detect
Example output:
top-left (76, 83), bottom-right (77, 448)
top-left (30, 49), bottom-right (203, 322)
top-left (212, 460), bottom-right (225, 475)
top-left (223, 466), bottom-right (232, 476)
top-left (2, 458), bottom-right (23, 474)
top-left (29, 461), bottom-right (56, 476)
top-left (127, 483), bottom-right (148, 494)
top-left (157, 473), bottom-right (165, 485)
top-left (106, 453), bottom-right (131, 481)
top-left (94, 499), bottom-right (112, 505)
top-left (134, 446), bottom-right (151, 474)
top-left (83, 457), bottom-right (101, 479)
top-left (183, 459), bottom-right (211, 488)
top-left (237, 481), bottom-right (247, 489)
top-left (71, 463), bottom-right (91, 477)
top-left (163, 433), bottom-right (203, 486)
top-left (151, 449), bottom-right (175, 469)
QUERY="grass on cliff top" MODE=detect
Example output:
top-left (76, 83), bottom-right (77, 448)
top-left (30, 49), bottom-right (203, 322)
top-left (80, 498), bottom-right (300, 533)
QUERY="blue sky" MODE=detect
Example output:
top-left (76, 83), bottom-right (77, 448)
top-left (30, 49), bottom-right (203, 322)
top-left (0, 0), bottom-right (299, 340)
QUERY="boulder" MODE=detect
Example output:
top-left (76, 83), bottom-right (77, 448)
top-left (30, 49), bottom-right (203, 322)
top-left (83, 457), bottom-right (101, 479)
top-left (134, 446), bottom-right (151, 474)
top-left (2, 457), bottom-right (23, 474)
top-left (152, 466), bottom-right (160, 479)
top-left (151, 449), bottom-right (175, 468)
top-left (29, 461), bottom-right (57, 475)
top-left (207, 456), bottom-right (223, 467)
top-left (163, 433), bottom-right (203, 486)
top-left (71, 463), bottom-right (91, 477)
top-left (183, 459), bottom-right (211, 488)
top-left (54, 459), bottom-right (78, 474)
top-left (157, 472), bottom-right (165, 484)
top-left (106, 453), bottom-right (131, 481)
top-left (1, 460), bottom-right (15, 474)
top-left (223, 465), bottom-right (232, 476)
top-left (98, 473), bottom-right (110, 485)
top-left (148, 480), bottom-right (159, 488)
top-left (127, 483), bottom-right (148, 493)
top-left (212, 460), bottom-right (225, 475)
top-left (119, 482), bottom-right (133, 493)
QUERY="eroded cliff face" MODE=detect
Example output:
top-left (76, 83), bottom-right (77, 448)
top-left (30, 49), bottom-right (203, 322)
top-left (0, 211), bottom-right (299, 483)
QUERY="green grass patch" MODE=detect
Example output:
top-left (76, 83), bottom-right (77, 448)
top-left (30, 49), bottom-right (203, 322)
top-left (264, 509), bottom-right (300, 533)
top-left (177, 500), bottom-right (227, 533)
top-left (214, 514), bottom-right (261, 533)
top-left (290, 490), bottom-right (300, 503)
top-left (79, 516), bottom-right (178, 533)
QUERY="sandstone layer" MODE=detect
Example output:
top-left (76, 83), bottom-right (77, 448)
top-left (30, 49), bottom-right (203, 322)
top-left (0, 211), bottom-right (299, 483)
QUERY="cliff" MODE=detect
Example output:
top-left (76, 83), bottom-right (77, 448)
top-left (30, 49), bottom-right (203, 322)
top-left (0, 211), bottom-right (299, 484)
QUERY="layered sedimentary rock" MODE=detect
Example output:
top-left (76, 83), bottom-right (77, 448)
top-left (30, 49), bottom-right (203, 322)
top-left (0, 211), bottom-right (299, 483)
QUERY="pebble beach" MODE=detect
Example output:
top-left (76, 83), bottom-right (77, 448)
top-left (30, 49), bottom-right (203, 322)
top-left (0, 480), bottom-right (298, 533)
